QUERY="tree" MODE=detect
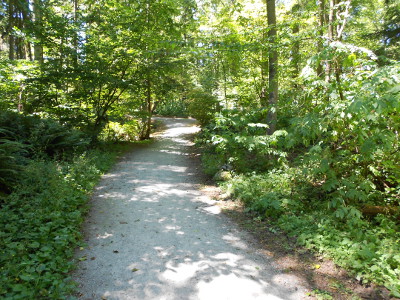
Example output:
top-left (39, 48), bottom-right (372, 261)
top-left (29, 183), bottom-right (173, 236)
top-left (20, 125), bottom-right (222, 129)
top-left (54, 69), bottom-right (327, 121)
top-left (266, 0), bottom-right (278, 133)
top-left (33, 0), bottom-right (43, 62)
top-left (6, 0), bottom-right (32, 60)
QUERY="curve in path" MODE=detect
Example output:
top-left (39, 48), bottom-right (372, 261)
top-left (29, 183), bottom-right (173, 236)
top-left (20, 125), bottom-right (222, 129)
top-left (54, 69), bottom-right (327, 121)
top-left (73, 118), bottom-right (307, 300)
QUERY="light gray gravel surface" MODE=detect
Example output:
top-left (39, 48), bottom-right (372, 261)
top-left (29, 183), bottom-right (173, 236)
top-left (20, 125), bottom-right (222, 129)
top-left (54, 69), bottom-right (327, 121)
top-left (73, 117), bottom-right (308, 300)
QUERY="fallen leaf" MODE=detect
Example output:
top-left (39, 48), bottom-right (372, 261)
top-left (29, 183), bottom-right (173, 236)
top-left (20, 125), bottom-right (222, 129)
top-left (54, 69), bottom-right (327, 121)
top-left (314, 264), bottom-right (321, 269)
top-left (119, 221), bottom-right (128, 224)
top-left (90, 257), bottom-right (96, 260)
top-left (131, 268), bottom-right (139, 272)
top-left (113, 250), bottom-right (119, 253)
top-left (79, 256), bottom-right (87, 261)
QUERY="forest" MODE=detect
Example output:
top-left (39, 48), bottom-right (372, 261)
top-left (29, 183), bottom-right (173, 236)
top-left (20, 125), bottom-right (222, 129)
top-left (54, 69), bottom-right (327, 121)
top-left (0, 0), bottom-right (399, 298)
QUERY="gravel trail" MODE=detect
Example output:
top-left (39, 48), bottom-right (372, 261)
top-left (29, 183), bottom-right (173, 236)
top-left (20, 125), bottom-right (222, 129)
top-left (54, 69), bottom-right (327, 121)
top-left (73, 117), bottom-right (308, 300)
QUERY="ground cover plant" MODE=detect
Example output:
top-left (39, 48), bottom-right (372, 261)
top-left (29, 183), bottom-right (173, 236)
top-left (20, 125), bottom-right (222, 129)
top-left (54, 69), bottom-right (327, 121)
top-left (197, 61), bottom-right (400, 295)
top-left (0, 113), bottom-right (137, 299)
top-left (196, 59), bottom-right (400, 296)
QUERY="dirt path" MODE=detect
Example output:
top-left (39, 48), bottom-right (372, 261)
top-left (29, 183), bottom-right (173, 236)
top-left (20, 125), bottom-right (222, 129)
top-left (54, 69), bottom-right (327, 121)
top-left (73, 118), bottom-right (308, 300)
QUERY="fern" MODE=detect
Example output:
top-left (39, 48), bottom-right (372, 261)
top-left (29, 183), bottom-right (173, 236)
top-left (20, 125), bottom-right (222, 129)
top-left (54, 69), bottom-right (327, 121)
top-left (0, 137), bottom-right (25, 192)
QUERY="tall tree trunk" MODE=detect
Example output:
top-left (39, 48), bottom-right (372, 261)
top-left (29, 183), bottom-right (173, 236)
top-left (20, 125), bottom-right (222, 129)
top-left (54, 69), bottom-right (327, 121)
top-left (33, 0), bottom-right (43, 62)
top-left (73, 0), bottom-right (79, 66)
top-left (291, 4), bottom-right (300, 86)
top-left (266, 0), bottom-right (278, 134)
top-left (140, 0), bottom-right (152, 140)
top-left (20, 0), bottom-right (30, 60)
top-left (8, 0), bottom-right (15, 60)
top-left (8, 0), bottom-right (32, 60)
top-left (260, 31), bottom-right (268, 107)
top-left (334, 0), bottom-right (350, 102)
top-left (326, 0), bottom-right (335, 82)
top-left (222, 62), bottom-right (228, 108)
top-left (143, 76), bottom-right (152, 140)
top-left (317, 0), bottom-right (325, 79)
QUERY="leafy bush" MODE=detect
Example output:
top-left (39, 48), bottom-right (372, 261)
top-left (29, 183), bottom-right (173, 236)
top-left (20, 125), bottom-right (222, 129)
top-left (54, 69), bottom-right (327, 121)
top-left (155, 98), bottom-right (189, 117)
top-left (198, 109), bottom-right (287, 173)
top-left (187, 88), bottom-right (219, 125)
top-left (278, 213), bottom-right (400, 297)
top-left (0, 59), bottom-right (38, 112)
top-left (0, 111), bottom-right (89, 159)
top-left (99, 120), bottom-right (140, 142)
top-left (224, 169), bottom-right (303, 217)
top-left (198, 62), bottom-right (400, 296)
top-left (222, 171), bottom-right (400, 296)
top-left (0, 134), bottom-right (26, 193)
top-left (0, 148), bottom-right (120, 299)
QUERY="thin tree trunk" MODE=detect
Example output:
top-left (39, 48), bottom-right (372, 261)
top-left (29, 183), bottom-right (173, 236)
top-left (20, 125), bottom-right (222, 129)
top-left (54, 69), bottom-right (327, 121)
top-left (291, 23), bottom-right (300, 78)
top-left (73, 0), bottom-right (79, 66)
top-left (222, 62), bottom-right (228, 109)
top-left (334, 0), bottom-right (350, 102)
top-left (141, 0), bottom-right (152, 140)
top-left (143, 76), bottom-right (152, 140)
top-left (266, 0), bottom-right (278, 134)
top-left (8, 0), bottom-right (15, 60)
top-left (260, 30), bottom-right (268, 106)
top-left (20, 0), bottom-right (31, 60)
top-left (33, 0), bottom-right (43, 62)
top-left (317, 0), bottom-right (325, 79)
top-left (326, 0), bottom-right (335, 82)
top-left (291, 5), bottom-right (300, 86)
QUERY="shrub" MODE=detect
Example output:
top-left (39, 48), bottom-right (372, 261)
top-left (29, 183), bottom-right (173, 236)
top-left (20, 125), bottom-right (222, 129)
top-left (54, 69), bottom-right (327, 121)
top-left (155, 98), bottom-right (189, 117)
top-left (197, 109), bottom-right (287, 173)
top-left (0, 111), bottom-right (89, 159)
top-left (99, 120), bottom-right (140, 142)
top-left (187, 88), bottom-right (219, 125)
top-left (0, 148), bottom-right (120, 299)
top-left (0, 128), bottom-right (28, 193)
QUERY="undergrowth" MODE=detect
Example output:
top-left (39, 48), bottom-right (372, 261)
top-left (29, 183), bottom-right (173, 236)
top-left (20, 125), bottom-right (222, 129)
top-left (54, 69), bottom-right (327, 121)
top-left (197, 63), bottom-right (400, 297)
top-left (221, 172), bottom-right (400, 296)
top-left (0, 145), bottom-right (130, 299)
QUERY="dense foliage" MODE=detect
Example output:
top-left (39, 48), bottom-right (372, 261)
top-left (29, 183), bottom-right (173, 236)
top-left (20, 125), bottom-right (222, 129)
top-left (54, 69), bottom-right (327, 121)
top-left (0, 152), bottom-right (114, 299)
top-left (0, 111), bottom-right (134, 299)
top-left (192, 0), bottom-right (400, 297)
top-left (1, 0), bottom-right (399, 297)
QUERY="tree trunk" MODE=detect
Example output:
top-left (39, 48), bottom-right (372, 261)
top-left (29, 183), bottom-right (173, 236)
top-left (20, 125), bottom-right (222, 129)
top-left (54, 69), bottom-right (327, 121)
top-left (317, 0), bottom-right (325, 79)
top-left (8, 0), bottom-right (15, 60)
top-left (20, 0), bottom-right (30, 60)
top-left (33, 0), bottom-right (43, 62)
top-left (361, 205), bottom-right (400, 220)
top-left (266, 0), bottom-right (278, 134)
top-left (260, 30), bottom-right (268, 107)
top-left (326, 0), bottom-right (335, 82)
top-left (334, 0), bottom-right (350, 102)
top-left (73, 0), bottom-right (79, 66)
top-left (291, 5), bottom-right (300, 86)
top-left (8, 0), bottom-right (32, 60)
top-left (291, 22), bottom-right (300, 79)
top-left (141, 76), bottom-right (152, 140)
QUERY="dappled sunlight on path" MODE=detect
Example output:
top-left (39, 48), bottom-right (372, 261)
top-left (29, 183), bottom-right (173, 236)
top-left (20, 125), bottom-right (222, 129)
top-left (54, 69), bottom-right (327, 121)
top-left (73, 118), bottom-right (307, 300)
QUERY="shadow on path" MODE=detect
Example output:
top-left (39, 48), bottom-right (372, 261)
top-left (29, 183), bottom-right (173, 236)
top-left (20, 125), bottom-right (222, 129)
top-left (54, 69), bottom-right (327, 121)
top-left (73, 118), bottom-right (307, 300)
